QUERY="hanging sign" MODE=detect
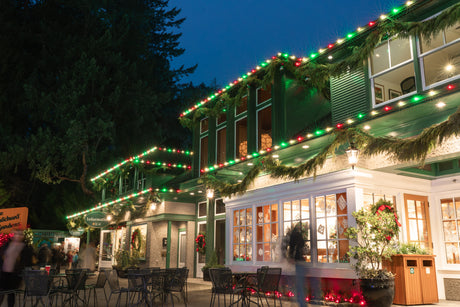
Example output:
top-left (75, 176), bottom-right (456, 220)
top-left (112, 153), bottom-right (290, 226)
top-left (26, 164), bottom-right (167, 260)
top-left (69, 227), bottom-right (85, 236)
top-left (0, 207), bottom-right (28, 234)
top-left (84, 212), bottom-right (109, 228)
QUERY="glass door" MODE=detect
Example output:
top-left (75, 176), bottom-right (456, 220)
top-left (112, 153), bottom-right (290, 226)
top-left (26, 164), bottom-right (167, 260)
top-left (178, 231), bottom-right (186, 268)
top-left (99, 230), bottom-right (115, 268)
top-left (404, 194), bottom-right (432, 250)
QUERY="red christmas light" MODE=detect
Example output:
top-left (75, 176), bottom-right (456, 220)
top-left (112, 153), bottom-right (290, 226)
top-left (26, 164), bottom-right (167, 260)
top-left (328, 44), bottom-right (334, 49)
top-left (336, 123), bottom-right (344, 129)
top-left (384, 105), bottom-right (392, 112)
top-left (447, 84), bottom-right (455, 90)
top-left (297, 136), bottom-right (303, 141)
top-left (369, 21), bottom-right (376, 26)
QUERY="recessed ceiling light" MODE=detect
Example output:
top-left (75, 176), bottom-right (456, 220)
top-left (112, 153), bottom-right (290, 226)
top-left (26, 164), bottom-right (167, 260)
top-left (302, 145), bottom-right (310, 149)
top-left (247, 163), bottom-right (253, 166)
top-left (272, 154), bottom-right (279, 158)
top-left (363, 125), bottom-right (371, 130)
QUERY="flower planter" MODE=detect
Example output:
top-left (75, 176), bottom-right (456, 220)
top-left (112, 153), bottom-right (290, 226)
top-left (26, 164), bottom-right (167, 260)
top-left (360, 277), bottom-right (395, 307)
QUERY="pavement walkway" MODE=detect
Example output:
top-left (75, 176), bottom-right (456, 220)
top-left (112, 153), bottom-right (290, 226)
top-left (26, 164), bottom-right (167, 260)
top-left (3, 273), bottom-right (459, 306)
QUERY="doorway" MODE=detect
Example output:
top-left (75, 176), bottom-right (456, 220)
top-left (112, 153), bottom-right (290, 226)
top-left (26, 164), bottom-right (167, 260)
top-left (215, 219), bottom-right (226, 265)
top-left (178, 231), bottom-right (186, 268)
top-left (196, 222), bottom-right (206, 278)
top-left (404, 194), bottom-right (432, 251)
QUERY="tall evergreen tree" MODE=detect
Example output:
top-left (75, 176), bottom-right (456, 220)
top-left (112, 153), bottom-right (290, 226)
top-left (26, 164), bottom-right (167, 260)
top-left (0, 0), bottom-right (195, 227)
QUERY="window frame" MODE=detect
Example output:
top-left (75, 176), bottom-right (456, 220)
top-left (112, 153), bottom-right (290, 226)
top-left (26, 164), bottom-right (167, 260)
top-left (256, 104), bottom-right (272, 152)
top-left (216, 126), bottom-right (227, 165)
top-left (229, 189), bottom-right (350, 267)
top-left (369, 35), bottom-right (415, 108)
top-left (234, 116), bottom-right (248, 159)
top-left (439, 195), bottom-right (460, 266)
top-left (418, 25), bottom-right (460, 90)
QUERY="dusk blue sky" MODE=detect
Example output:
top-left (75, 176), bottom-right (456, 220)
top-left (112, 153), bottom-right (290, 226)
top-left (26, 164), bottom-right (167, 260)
top-left (170, 0), bottom-right (405, 87)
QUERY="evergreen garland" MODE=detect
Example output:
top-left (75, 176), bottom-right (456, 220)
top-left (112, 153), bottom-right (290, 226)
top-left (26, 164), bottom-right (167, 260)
top-left (179, 2), bottom-right (460, 127)
top-left (203, 106), bottom-right (460, 198)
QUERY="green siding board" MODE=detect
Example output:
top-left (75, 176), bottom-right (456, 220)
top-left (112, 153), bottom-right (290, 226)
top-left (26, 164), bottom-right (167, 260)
top-left (331, 67), bottom-right (370, 125)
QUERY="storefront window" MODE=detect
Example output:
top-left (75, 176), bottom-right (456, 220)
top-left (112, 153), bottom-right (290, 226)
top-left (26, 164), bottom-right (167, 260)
top-left (256, 204), bottom-right (279, 262)
top-left (315, 193), bottom-right (349, 263)
top-left (283, 198), bottom-right (311, 262)
top-left (233, 208), bottom-right (253, 261)
top-left (441, 197), bottom-right (460, 264)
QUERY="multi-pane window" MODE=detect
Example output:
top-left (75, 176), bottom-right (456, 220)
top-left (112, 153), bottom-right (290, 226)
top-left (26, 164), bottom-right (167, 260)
top-left (257, 106), bottom-right (272, 151)
top-left (256, 204), bottom-right (279, 262)
top-left (236, 96), bottom-right (248, 115)
top-left (235, 118), bottom-right (248, 159)
top-left (315, 193), bottom-right (349, 263)
top-left (233, 208), bottom-right (253, 261)
top-left (257, 85), bottom-right (272, 105)
top-left (198, 202), bottom-right (207, 218)
top-left (283, 198), bottom-right (311, 262)
top-left (419, 21), bottom-right (460, 87)
top-left (441, 197), bottom-right (460, 264)
top-left (217, 127), bottom-right (226, 164)
top-left (200, 136), bottom-right (208, 171)
top-left (370, 36), bottom-right (415, 105)
top-left (200, 118), bottom-right (209, 133)
top-left (215, 199), bottom-right (225, 215)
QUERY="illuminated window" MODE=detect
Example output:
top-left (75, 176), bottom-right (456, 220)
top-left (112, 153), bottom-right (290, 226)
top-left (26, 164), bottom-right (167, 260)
top-left (255, 203), bottom-right (279, 262)
top-left (369, 36), bottom-right (415, 105)
top-left (441, 197), bottom-right (460, 264)
top-left (233, 208), bottom-right (253, 261)
top-left (257, 106), bottom-right (272, 150)
top-left (315, 193), bottom-right (349, 263)
top-left (283, 198), bottom-right (311, 262)
top-left (420, 21), bottom-right (460, 87)
top-left (235, 117), bottom-right (247, 159)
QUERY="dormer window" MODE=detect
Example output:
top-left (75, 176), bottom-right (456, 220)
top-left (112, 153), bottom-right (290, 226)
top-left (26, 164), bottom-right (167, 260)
top-left (369, 36), bottom-right (415, 106)
top-left (419, 21), bottom-right (460, 88)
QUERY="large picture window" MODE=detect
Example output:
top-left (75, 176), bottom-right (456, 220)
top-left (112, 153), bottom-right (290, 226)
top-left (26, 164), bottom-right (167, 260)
top-left (283, 198), bottom-right (311, 262)
top-left (419, 21), bottom-right (460, 88)
top-left (441, 197), bottom-right (460, 264)
top-left (370, 36), bottom-right (415, 105)
top-left (231, 191), bottom-right (349, 265)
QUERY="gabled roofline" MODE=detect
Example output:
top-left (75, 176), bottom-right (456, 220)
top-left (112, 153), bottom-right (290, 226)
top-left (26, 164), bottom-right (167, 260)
top-left (179, 0), bottom-right (419, 118)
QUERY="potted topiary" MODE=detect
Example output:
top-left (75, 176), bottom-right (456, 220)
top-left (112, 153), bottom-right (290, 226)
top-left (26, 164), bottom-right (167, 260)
top-left (201, 250), bottom-right (225, 281)
top-left (113, 249), bottom-right (140, 278)
top-left (345, 199), bottom-right (401, 307)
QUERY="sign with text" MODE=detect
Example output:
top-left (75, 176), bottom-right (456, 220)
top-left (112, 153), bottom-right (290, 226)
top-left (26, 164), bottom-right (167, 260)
top-left (84, 211), bottom-right (109, 228)
top-left (0, 207), bottom-right (28, 233)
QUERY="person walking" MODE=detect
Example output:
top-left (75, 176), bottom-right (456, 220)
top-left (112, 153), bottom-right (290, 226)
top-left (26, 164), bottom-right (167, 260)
top-left (0, 229), bottom-right (34, 307)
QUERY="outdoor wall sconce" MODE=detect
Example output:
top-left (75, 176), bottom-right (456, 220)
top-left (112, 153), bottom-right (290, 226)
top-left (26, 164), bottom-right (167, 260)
top-left (106, 215), bottom-right (113, 221)
top-left (346, 143), bottom-right (359, 169)
top-left (150, 202), bottom-right (157, 210)
top-left (206, 189), bottom-right (214, 199)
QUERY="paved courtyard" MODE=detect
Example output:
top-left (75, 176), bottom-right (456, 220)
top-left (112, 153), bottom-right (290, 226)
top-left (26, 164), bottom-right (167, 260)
top-left (2, 273), bottom-right (458, 306)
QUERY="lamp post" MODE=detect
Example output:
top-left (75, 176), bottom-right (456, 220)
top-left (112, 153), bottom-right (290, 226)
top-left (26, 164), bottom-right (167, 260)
top-left (206, 188), bottom-right (214, 199)
top-left (346, 143), bottom-right (359, 169)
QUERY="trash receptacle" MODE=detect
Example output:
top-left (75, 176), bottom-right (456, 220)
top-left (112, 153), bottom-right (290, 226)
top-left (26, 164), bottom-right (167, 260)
top-left (383, 254), bottom-right (438, 305)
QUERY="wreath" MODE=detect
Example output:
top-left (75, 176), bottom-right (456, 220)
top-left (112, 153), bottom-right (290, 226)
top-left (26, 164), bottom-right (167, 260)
top-left (131, 229), bottom-right (142, 251)
top-left (371, 199), bottom-right (401, 241)
top-left (195, 233), bottom-right (206, 255)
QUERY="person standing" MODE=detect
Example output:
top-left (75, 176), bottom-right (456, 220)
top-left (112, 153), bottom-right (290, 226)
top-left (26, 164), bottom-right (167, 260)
top-left (0, 229), bottom-right (32, 307)
top-left (289, 223), bottom-right (308, 307)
